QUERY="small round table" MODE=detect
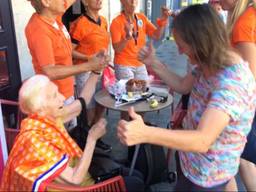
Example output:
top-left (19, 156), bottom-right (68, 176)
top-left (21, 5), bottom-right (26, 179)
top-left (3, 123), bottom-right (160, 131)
top-left (95, 89), bottom-right (173, 176)
top-left (94, 89), bottom-right (173, 113)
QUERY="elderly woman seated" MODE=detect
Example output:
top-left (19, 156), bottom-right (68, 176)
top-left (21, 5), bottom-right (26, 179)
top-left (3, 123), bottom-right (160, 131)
top-left (0, 73), bottom-right (144, 191)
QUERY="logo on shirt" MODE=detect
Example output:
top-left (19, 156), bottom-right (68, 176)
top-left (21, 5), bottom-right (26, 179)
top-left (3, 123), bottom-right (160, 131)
top-left (137, 19), bottom-right (143, 27)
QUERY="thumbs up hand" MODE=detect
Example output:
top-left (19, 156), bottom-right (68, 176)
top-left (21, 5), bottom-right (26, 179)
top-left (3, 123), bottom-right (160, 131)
top-left (117, 107), bottom-right (148, 146)
top-left (138, 40), bottom-right (156, 67)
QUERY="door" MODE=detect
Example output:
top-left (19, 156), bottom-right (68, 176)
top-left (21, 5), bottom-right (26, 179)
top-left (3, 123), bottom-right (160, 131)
top-left (0, 0), bottom-right (21, 100)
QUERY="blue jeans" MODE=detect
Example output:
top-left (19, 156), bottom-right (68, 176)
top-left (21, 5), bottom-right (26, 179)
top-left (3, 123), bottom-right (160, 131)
top-left (241, 112), bottom-right (256, 164)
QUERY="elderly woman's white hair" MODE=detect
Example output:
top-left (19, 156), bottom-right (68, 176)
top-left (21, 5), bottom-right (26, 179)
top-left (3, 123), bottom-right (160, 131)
top-left (19, 75), bottom-right (50, 114)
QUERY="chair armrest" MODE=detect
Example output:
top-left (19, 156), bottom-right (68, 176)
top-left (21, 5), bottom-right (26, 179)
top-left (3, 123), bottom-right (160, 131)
top-left (46, 175), bottom-right (126, 191)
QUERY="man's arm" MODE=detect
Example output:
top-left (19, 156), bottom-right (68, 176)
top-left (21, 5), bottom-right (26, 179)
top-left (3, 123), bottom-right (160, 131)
top-left (42, 62), bottom-right (97, 80)
top-left (59, 52), bottom-right (109, 123)
top-left (72, 43), bottom-right (89, 61)
top-left (42, 51), bottom-right (107, 80)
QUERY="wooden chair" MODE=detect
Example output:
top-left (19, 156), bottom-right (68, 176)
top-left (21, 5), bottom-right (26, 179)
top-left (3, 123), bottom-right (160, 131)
top-left (46, 175), bottom-right (126, 192)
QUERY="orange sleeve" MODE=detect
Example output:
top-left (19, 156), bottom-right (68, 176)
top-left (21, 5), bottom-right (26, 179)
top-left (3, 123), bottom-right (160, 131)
top-left (231, 7), bottom-right (256, 45)
top-left (142, 14), bottom-right (157, 37)
top-left (110, 18), bottom-right (124, 44)
top-left (31, 33), bottom-right (55, 67)
top-left (232, 20), bottom-right (255, 44)
top-left (70, 17), bottom-right (88, 42)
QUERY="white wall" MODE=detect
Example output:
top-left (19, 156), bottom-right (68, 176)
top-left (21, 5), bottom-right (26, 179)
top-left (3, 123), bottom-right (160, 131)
top-left (11, 0), bottom-right (35, 81)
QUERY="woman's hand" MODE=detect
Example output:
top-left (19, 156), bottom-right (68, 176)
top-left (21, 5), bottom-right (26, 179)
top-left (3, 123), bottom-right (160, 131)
top-left (89, 50), bottom-right (110, 72)
top-left (117, 107), bottom-right (149, 146)
top-left (138, 41), bottom-right (158, 67)
top-left (161, 6), bottom-right (172, 19)
top-left (124, 22), bottom-right (134, 40)
top-left (89, 118), bottom-right (107, 141)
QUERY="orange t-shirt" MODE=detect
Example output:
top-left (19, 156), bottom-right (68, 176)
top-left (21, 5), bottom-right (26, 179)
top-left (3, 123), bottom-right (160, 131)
top-left (231, 6), bottom-right (256, 45)
top-left (25, 13), bottom-right (74, 99)
top-left (70, 15), bottom-right (110, 64)
top-left (110, 13), bottom-right (156, 67)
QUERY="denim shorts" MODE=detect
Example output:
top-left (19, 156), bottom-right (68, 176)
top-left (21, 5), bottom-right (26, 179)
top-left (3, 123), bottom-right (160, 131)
top-left (114, 64), bottom-right (149, 81)
top-left (241, 112), bottom-right (256, 164)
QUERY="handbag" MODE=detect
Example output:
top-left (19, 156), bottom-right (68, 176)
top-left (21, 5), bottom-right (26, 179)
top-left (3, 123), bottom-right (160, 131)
top-left (102, 65), bottom-right (116, 89)
top-left (89, 150), bottom-right (122, 182)
top-left (70, 98), bottom-right (122, 182)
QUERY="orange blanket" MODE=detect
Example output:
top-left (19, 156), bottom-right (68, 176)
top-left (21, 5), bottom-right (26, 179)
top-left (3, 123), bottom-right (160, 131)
top-left (0, 114), bottom-right (82, 191)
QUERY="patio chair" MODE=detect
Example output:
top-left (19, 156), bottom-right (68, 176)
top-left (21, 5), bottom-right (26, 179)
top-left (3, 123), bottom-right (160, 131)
top-left (46, 175), bottom-right (126, 192)
top-left (0, 99), bottom-right (127, 192)
top-left (166, 95), bottom-right (188, 183)
top-left (0, 99), bottom-right (24, 153)
top-left (167, 95), bottom-right (188, 131)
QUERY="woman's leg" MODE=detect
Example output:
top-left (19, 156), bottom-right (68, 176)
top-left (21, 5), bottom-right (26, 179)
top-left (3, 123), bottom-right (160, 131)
top-left (239, 113), bottom-right (256, 191)
top-left (239, 159), bottom-right (256, 191)
top-left (225, 176), bottom-right (238, 191)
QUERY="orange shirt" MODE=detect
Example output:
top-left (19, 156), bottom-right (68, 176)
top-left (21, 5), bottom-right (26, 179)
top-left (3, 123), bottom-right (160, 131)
top-left (110, 13), bottom-right (156, 67)
top-left (231, 6), bottom-right (256, 45)
top-left (25, 13), bottom-right (74, 99)
top-left (70, 15), bottom-right (110, 64)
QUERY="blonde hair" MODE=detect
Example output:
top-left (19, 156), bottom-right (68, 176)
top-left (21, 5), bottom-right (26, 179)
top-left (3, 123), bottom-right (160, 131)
top-left (27, 0), bottom-right (44, 13)
top-left (19, 75), bottom-right (50, 114)
top-left (227, 0), bottom-right (255, 34)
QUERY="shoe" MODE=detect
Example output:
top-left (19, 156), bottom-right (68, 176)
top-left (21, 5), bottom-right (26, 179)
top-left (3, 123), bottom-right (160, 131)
top-left (96, 140), bottom-right (112, 153)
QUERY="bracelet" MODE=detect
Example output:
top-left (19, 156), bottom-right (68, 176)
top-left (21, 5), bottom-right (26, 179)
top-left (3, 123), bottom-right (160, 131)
top-left (156, 18), bottom-right (168, 27)
top-left (92, 71), bottom-right (101, 75)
